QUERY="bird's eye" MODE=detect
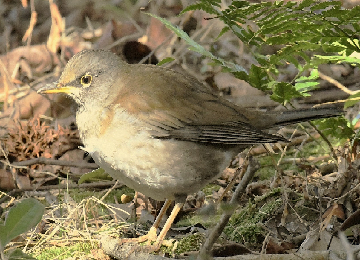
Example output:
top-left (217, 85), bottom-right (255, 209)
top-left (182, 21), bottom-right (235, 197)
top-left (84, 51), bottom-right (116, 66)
top-left (81, 74), bottom-right (92, 87)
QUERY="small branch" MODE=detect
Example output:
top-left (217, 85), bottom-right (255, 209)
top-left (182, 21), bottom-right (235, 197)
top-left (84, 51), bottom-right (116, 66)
top-left (216, 150), bottom-right (253, 204)
top-left (308, 121), bottom-right (338, 162)
top-left (0, 181), bottom-right (121, 204)
top-left (249, 133), bottom-right (321, 156)
top-left (198, 156), bottom-right (260, 259)
top-left (10, 157), bottom-right (98, 169)
top-left (318, 70), bottom-right (356, 95)
top-left (100, 180), bottom-right (120, 202)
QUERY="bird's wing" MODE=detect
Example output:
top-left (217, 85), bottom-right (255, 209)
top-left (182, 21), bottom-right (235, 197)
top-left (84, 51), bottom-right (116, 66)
top-left (113, 64), bottom-right (286, 145)
top-left (165, 122), bottom-right (287, 144)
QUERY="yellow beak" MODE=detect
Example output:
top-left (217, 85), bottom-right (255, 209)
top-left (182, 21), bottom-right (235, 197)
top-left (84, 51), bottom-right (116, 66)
top-left (37, 83), bottom-right (77, 95)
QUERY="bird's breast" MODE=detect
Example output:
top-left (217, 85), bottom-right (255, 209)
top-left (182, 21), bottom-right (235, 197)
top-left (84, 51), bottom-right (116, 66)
top-left (75, 104), bottom-right (235, 201)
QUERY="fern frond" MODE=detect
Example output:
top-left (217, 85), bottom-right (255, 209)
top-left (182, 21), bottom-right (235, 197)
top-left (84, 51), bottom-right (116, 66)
top-left (180, 0), bottom-right (221, 15)
top-left (151, 0), bottom-right (360, 106)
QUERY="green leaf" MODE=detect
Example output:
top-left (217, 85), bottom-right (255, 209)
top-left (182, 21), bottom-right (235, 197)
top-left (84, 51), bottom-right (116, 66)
top-left (147, 13), bottom-right (213, 58)
top-left (270, 82), bottom-right (302, 105)
top-left (232, 71), bottom-right (249, 82)
top-left (147, 13), bottom-right (247, 73)
top-left (314, 55), bottom-right (360, 65)
top-left (294, 81), bottom-right (319, 93)
top-left (295, 69), bottom-right (320, 94)
top-left (314, 117), bottom-right (354, 142)
top-left (231, 1), bottom-right (252, 9)
top-left (0, 198), bottom-right (44, 250)
top-left (175, 0), bottom-right (360, 145)
top-left (248, 65), bottom-right (270, 91)
top-left (180, 0), bottom-right (221, 15)
top-left (78, 168), bottom-right (112, 184)
top-left (216, 26), bottom-right (230, 40)
top-left (157, 57), bottom-right (175, 66)
top-left (344, 92), bottom-right (360, 109)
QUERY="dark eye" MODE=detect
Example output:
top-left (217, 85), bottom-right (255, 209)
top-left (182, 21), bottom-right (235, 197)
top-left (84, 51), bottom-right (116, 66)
top-left (81, 75), bottom-right (92, 86)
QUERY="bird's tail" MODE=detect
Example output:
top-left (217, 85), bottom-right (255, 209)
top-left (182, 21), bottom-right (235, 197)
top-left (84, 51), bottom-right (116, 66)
top-left (271, 106), bottom-right (343, 126)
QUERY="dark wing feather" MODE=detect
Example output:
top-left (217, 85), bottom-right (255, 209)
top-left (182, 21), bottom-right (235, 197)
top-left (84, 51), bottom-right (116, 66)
top-left (163, 122), bottom-right (287, 145)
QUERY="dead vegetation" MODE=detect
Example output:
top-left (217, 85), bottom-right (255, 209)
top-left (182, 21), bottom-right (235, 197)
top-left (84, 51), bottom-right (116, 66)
top-left (0, 0), bottom-right (360, 259)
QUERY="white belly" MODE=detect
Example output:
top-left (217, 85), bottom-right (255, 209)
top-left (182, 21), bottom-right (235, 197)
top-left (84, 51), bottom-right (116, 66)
top-left (77, 104), bottom-right (235, 201)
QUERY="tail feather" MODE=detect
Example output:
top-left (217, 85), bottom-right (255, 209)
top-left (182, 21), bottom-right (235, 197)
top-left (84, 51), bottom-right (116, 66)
top-left (271, 107), bottom-right (343, 126)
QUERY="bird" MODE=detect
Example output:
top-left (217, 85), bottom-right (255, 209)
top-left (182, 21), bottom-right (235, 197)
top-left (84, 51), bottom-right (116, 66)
top-left (38, 49), bottom-right (342, 248)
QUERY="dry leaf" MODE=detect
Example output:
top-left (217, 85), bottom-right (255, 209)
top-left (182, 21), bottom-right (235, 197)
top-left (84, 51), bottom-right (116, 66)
top-left (320, 203), bottom-right (345, 231)
top-left (0, 169), bottom-right (16, 190)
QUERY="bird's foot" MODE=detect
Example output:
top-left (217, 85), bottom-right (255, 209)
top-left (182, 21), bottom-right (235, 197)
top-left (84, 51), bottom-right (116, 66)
top-left (118, 226), bottom-right (172, 251)
top-left (118, 226), bottom-right (157, 245)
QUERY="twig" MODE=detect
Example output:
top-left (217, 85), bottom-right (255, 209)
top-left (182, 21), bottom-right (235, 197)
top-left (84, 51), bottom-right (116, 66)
top-left (0, 181), bottom-right (121, 204)
top-left (249, 132), bottom-right (321, 156)
top-left (336, 182), bottom-right (360, 202)
top-left (260, 232), bottom-right (270, 254)
top-left (318, 70), bottom-right (356, 95)
top-left (0, 55), bottom-right (15, 111)
top-left (216, 165), bottom-right (245, 204)
top-left (216, 150), bottom-right (251, 204)
top-left (282, 155), bottom-right (330, 163)
top-left (308, 121), bottom-right (338, 161)
top-left (100, 180), bottom-right (120, 202)
top-left (10, 157), bottom-right (98, 169)
top-left (198, 156), bottom-right (260, 259)
top-left (22, 0), bottom-right (37, 46)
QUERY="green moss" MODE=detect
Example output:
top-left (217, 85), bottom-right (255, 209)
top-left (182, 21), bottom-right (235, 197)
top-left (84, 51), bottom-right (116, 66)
top-left (254, 187), bottom-right (282, 202)
top-left (202, 184), bottom-right (221, 196)
top-left (224, 189), bottom-right (283, 244)
top-left (174, 233), bottom-right (205, 255)
top-left (34, 242), bottom-right (96, 260)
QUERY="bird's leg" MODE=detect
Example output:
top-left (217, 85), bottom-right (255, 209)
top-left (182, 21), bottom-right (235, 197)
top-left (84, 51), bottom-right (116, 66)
top-left (154, 202), bottom-right (184, 248)
top-left (117, 200), bottom-right (183, 254)
top-left (119, 199), bottom-right (173, 244)
top-left (146, 199), bottom-right (173, 242)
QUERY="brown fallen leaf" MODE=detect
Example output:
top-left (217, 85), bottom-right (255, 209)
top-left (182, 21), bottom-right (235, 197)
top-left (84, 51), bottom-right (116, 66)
top-left (0, 169), bottom-right (16, 190)
top-left (0, 44), bottom-right (59, 89)
top-left (143, 16), bottom-right (173, 52)
top-left (94, 20), bottom-right (138, 51)
top-left (320, 202), bottom-right (345, 231)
